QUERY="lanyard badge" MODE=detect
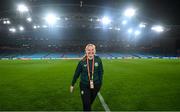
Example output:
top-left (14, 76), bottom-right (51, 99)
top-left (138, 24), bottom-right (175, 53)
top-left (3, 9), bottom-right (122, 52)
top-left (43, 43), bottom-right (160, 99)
top-left (90, 80), bottom-right (94, 89)
top-left (86, 56), bottom-right (94, 89)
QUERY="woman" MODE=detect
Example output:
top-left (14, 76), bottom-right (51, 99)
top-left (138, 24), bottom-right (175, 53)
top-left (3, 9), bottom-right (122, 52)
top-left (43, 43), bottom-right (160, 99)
top-left (70, 44), bottom-right (104, 111)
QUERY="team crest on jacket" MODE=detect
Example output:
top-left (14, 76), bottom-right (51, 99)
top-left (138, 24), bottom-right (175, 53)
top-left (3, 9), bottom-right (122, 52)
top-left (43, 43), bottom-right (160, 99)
top-left (81, 90), bottom-right (84, 95)
top-left (95, 62), bottom-right (98, 67)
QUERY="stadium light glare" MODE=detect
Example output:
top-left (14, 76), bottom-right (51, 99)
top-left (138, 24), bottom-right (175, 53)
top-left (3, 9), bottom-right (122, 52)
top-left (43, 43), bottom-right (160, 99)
top-left (101, 16), bottom-right (111, 25)
top-left (27, 17), bottom-right (32, 22)
top-left (42, 25), bottom-right (48, 28)
top-left (128, 28), bottom-right (133, 34)
top-left (17, 4), bottom-right (29, 12)
top-left (151, 25), bottom-right (164, 32)
top-left (96, 18), bottom-right (100, 22)
top-left (19, 26), bottom-right (24, 31)
top-left (57, 17), bottom-right (61, 20)
top-left (122, 20), bottom-right (127, 25)
top-left (89, 18), bottom-right (93, 22)
top-left (3, 21), bottom-right (7, 24)
top-left (6, 20), bottom-right (11, 24)
top-left (139, 23), bottom-right (146, 28)
top-left (65, 17), bottom-right (69, 21)
top-left (33, 25), bottom-right (37, 29)
top-left (134, 30), bottom-right (141, 35)
top-left (115, 27), bottom-right (120, 31)
top-left (9, 28), bottom-right (16, 33)
top-left (124, 8), bottom-right (136, 17)
top-left (3, 20), bottom-right (11, 24)
top-left (44, 14), bottom-right (58, 25)
top-left (37, 25), bottom-right (40, 28)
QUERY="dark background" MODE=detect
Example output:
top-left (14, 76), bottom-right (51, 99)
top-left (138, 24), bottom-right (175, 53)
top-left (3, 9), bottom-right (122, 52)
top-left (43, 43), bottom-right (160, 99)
top-left (0, 0), bottom-right (180, 55)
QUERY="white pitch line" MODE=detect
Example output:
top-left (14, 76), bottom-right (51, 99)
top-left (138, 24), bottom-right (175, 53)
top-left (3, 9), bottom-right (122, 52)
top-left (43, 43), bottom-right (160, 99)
top-left (98, 92), bottom-right (111, 112)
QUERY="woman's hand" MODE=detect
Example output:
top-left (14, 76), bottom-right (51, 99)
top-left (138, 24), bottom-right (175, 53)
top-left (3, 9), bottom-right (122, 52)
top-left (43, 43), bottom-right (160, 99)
top-left (70, 86), bottom-right (74, 93)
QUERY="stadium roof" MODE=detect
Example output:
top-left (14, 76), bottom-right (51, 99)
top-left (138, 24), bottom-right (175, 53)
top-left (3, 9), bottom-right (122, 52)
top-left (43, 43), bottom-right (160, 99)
top-left (0, 0), bottom-right (180, 38)
top-left (0, 0), bottom-right (180, 24)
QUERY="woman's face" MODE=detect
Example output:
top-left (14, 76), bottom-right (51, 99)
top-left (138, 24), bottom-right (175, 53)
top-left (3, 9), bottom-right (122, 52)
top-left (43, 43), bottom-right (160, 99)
top-left (86, 46), bottom-right (95, 58)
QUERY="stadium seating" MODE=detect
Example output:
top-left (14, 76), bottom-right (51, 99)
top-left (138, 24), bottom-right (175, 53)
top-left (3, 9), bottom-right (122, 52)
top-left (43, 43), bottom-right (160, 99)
top-left (0, 52), bottom-right (179, 59)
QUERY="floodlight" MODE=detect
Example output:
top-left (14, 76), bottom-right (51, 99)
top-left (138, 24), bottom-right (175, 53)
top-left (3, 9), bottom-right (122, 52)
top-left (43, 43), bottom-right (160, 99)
top-left (33, 25), bottom-right (37, 29)
top-left (101, 16), bottom-right (111, 25)
top-left (151, 25), bottom-right (164, 32)
top-left (6, 20), bottom-right (11, 24)
top-left (3, 21), bottom-right (7, 24)
top-left (134, 30), bottom-right (141, 35)
top-left (9, 28), bottom-right (16, 33)
top-left (128, 28), bottom-right (133, 33)
top-left (124, 8), bottom-right (136, 17)
top-left (122, 20), bottom-right (127, 25)
top-left (44, 14), bottom-right (58, 25)
top-left (96, 18), bottom-right (100, 22)
top-left (42, 25), bottom-right (48, 28)
top-left (27, 17), bottom-right (32, 22)
top-left (19, 26), bottom-right (24, 31)
top-left (17, 4), bottom-right (29, 12)
top-left (139, 23), bottom-right (146, 28)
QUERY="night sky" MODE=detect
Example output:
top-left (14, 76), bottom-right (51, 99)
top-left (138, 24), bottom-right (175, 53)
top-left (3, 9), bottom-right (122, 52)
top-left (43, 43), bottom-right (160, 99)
top-left (0, 0), bottom-right (180, 25)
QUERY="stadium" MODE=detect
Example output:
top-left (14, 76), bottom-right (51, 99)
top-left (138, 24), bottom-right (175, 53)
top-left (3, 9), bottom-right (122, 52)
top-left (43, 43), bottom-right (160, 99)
top-left (0, 0), bottom-right (180, 111)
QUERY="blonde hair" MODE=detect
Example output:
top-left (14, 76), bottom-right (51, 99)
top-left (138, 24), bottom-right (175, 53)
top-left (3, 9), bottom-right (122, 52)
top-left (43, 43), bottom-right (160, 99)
top-left (85, 44), bottom-right (96, 54)
top-left (82, 44), bottom-right (96, 60)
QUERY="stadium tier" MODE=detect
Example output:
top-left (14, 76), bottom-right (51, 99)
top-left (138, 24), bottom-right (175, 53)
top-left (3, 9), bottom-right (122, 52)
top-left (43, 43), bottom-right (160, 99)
top-left (0, 52), bottom-right (178, 59)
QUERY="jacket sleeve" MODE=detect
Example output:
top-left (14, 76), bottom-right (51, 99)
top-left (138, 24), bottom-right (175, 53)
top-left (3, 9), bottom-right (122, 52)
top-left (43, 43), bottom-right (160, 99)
top-left (71, 61), bottom-right (82, 86)
top-left (98, 57), bottom-right (104, 83)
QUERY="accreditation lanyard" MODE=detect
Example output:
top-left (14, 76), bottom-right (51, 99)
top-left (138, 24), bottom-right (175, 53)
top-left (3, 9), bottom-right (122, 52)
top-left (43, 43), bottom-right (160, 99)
top-left (86, 56), bottom-right (94, 81)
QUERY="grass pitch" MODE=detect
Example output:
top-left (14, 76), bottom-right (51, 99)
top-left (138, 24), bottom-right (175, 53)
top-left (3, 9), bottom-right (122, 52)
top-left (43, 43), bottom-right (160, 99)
top-left (0, 59), bottom-right (180, 111)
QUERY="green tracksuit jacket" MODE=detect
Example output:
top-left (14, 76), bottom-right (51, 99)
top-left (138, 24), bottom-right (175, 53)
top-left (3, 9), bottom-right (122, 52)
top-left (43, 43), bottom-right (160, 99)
top-left (71, 55), bottom-right (104, 86)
